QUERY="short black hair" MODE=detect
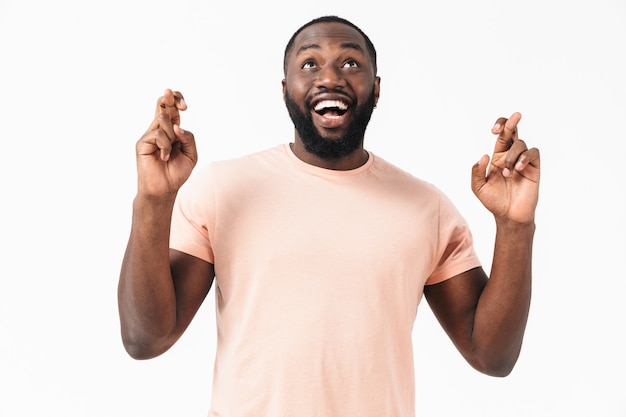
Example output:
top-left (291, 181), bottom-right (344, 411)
top-left (283, 16), bottom-right (377, 75)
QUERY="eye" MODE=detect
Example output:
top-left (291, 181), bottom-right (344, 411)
top-left (301, 60), bottom-right (317, 69)
top-left (342, 59), bottom-right (359, 68)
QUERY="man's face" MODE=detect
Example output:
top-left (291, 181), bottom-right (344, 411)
top-left (282, 22), bottom-right (380, 160)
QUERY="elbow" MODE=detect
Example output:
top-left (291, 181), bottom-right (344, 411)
top-left (123, 341), bottom-right (162, 360)
top-left (476, 362), bottom-right (515, 378)
top-left (462, 335), bottom-right (525, 377)
top-left (120, 329), bottom-right (171, 360)
top-left (469, 355), bottom-right (519, 377)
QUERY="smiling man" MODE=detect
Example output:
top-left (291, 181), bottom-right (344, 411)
top-left (118, 15), bottom-right (540, 417)
top-left (282, 19), bottom-right (379, 168)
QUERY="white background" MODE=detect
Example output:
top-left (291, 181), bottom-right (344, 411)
top-left (1, 0), bottom-right (625, 416)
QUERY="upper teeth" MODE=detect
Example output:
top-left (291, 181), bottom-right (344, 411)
top-left (314, 100), bottom-right (348, 111)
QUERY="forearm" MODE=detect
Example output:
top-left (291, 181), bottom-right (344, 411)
top-left (118, 194), bottom-right (178, 358)
top-left (472, 219), bottom-right (535, 375)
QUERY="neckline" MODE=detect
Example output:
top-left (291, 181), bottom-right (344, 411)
top-left (283, 143), bottom-right (374, 177)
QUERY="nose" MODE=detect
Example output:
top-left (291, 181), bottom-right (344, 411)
top-left (315, 64), bottom-right (346, 89)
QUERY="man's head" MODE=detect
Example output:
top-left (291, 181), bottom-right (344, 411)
top-left (282, 16), bottom-right (380, 162)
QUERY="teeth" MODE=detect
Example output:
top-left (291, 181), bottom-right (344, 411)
top-left (314, 100), bottom-right (348, 111)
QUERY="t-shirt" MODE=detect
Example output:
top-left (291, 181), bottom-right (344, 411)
top-left (170, 144), bottom-right (481, 417)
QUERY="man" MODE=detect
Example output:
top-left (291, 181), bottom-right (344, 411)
top-left (118, 15), bottom-right (540, 417)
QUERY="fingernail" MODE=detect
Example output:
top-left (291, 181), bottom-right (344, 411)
top-left (492, 123), bottom-right (501, 131)
top-left (515, 161), bottom-right (523, 171)
top-left (502, 167), bottom-right (511, 177)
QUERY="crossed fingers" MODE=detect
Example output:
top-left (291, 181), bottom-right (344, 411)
top-left (490, 112), bottom-right (539, 178)
top-left (141, 89), bottom-right (188, 161)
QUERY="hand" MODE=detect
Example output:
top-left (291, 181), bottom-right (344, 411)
top-left (135, 89), bottom-right (198, 198)
top-left (471, 112), bottom-right (540, 224)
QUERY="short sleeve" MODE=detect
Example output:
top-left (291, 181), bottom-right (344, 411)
top-left (169, 164), bottom-right (215, 264)
top-left (425, 192), bottom-right (481, 285)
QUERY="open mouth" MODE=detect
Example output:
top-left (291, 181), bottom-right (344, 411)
top-left (314, 100), bottom-right (349, 117)
top-left (312, 99), bottom-right (350, 129)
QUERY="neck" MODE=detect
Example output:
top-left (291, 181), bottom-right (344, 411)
top-left (290, 141), bottom-right (369, 171)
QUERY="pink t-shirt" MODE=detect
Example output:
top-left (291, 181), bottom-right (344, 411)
top-left (170, 144), bottom-right (481, 417)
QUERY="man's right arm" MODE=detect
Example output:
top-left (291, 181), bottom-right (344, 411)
top-left (117, 89), bottom-right (214, 359)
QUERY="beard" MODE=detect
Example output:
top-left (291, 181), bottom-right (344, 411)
top-left (284, 87), bottom-right (377, 160)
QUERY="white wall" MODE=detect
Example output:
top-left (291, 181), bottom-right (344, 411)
top-left (1, 0), bottom-right (624, 415)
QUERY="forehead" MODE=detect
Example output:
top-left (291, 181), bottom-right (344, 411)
top-left (295, 22), bottom-right (365, 45)
top-left (290, 22), bottom-right (367, 58)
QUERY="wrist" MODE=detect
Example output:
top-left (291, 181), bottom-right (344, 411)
top-left (132, 193), bottom-right (177, 223)
top-left (494, 217), bottom-right (536, 236)
top-left (134, 190), bottom-right (178, 205)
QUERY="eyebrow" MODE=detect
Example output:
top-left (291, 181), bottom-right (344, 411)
top-left (296, 42), bottom-right (364, 56)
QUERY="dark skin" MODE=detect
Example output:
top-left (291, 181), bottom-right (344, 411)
top-left (118, 22), bottom-right (540, 377)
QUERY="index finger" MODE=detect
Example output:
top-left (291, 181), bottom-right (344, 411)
top-left (492, 112), bottom-right (522, 153)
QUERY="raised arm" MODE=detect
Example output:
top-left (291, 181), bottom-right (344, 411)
top-left (424, 112), bottom-right (540, 377)
top-left (118, 89), bottom-right (214, 360)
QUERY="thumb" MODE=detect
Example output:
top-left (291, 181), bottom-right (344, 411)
top-left (174, 124), bottom-right (194, 144)
top-left (471, 154), bottom-right (489, 197)
top-left (174, 124), bottom-right (198, 162)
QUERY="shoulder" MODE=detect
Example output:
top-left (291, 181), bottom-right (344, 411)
top-left (190, 144), bottom-right (288, 181)
top-left (179, 145), bottom-right (295, 202)
top-left (369, 152), bottom-right (444, 198)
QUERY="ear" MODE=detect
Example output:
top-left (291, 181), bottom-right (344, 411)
top-left (282, 79), bottom-right (287, 102)
top-left (374, 76), bottom-right (381, 107)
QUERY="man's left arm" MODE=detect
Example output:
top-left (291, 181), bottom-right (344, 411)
top-left (424, 112), bottom-right (540, 377)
